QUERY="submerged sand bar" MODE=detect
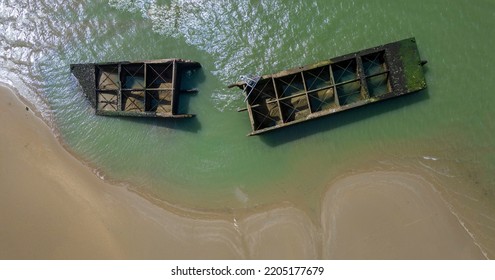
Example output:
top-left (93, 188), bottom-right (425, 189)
top-left (0, 85), bottom-right (486, 259)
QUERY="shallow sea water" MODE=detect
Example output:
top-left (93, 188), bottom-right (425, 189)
top-left (1, 0), bottom-right (495, 255)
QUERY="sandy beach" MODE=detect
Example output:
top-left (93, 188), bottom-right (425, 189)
top-left (0, 85), bottom-right (486, 259)
top-left (322, 171), bottom-right (486, 259)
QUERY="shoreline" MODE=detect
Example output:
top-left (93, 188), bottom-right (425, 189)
top-left (0, 84), bottom-right (487, 259)
top-left (0, 84), bottom-right (318, 259)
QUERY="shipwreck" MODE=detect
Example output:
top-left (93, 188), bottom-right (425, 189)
top-left (71, 59), bottom-right (201, 118)
top-left (229, 38), bottom-right (428, 136)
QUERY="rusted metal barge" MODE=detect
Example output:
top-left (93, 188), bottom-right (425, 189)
top-left (71, 59), bottom-right (200, 118)
top-left (229, 38), bottom-right (427, 136)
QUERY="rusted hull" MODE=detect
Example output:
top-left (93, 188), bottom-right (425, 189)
top-left (230, 38), bottom-right (427, 136)
top-left (71, 58), bottom-right (200, 118)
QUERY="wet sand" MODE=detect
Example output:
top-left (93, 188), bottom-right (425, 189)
top-left (321, 171), bottom-right (486, 259)
top-left (0, 85), bottom-right (486, 259)
top-left (0, 85), bottom-right (316, 259)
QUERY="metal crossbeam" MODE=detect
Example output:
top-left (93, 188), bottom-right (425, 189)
top-left (241, 75), bottom-right (261, 102)
top-left (306, 67), bottom-right (329, 90)
top-left (148, 91), bottom-right (172, 111)
top-left (122, 64), bottom-right (145, 88)
top-left (334, 60), bottom-right (355, 83)
top-left (97, 66), bottom-right (119, 89)
top-left (367, 73), bottom-right (389, 95)
top-left (98, 93), bottom-right (118, 110)
top-left (148, 64), bottom-right (173, 87)
top-left (363, 52), bottom-right (384, 75)
top-left (124, 93), bottom-right (144, 111)
top-left (253, 106), bottom-right (279, 131)
top-left (281, 97), bottom-right (306, 122)
top-left (309, 90), bottom-right (334, 112)
top-left (278, 74), bottom-right (303, 96)
top-left (248, 80), bottom-right (273, 104)
top-left (338, 86), bottom-right (361, 105)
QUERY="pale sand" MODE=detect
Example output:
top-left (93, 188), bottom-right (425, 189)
top-left (0, 85), bottom-right (316, 259)
top-left (322, 171), bottom-right (486, 259)
top-left (0, 85), bottom-right (486, 259)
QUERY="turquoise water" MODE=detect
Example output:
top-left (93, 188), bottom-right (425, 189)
top-left (2, 0), bottom-right (495, 250)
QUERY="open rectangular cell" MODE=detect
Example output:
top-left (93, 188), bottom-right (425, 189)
top-left (280, 95), bottom-right (310, 123)
top-left (146, 89), bottom-right (172, 115)
top-left (336, 80), bottom-right (365, 106)
top-left (251, 101), bottom-right (282, 130)
top-left (122, 90), bottom-right (145, 112)
top-left (362, 51), bottom-right (387, 76)
top-left (146, 62), bottom-right (174, 89)
top-left (366, 72), bottom-right (391, 97)
top-left (309, 87), bottom-right (338, 112)
top-left (303, 66), bottom-right (333, 91)
top-left (96, 90), bottom-right (119, 111)
top-left (332, 58), bottom-right (358, 84)
top-left (96, 64), bottom-right (119, 90)
top-left (121, 63), bottom-right (145, 90)
top-left (274, 73), bottom-right (305, 98)
top-left (246, 78), bottom-right (277, 105)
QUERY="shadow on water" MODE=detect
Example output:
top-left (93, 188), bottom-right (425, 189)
top-left (119, 114), bottom-right (202, 133)
top-left (181, 67), bottom-right (206, 90)
top-left (259, 89), bottom-right (431, 147)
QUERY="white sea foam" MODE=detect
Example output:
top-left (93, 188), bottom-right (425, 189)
top-left (234, 187), bottom-right (249, 205)
top-left (422, 156), bottom-right (439, 161)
